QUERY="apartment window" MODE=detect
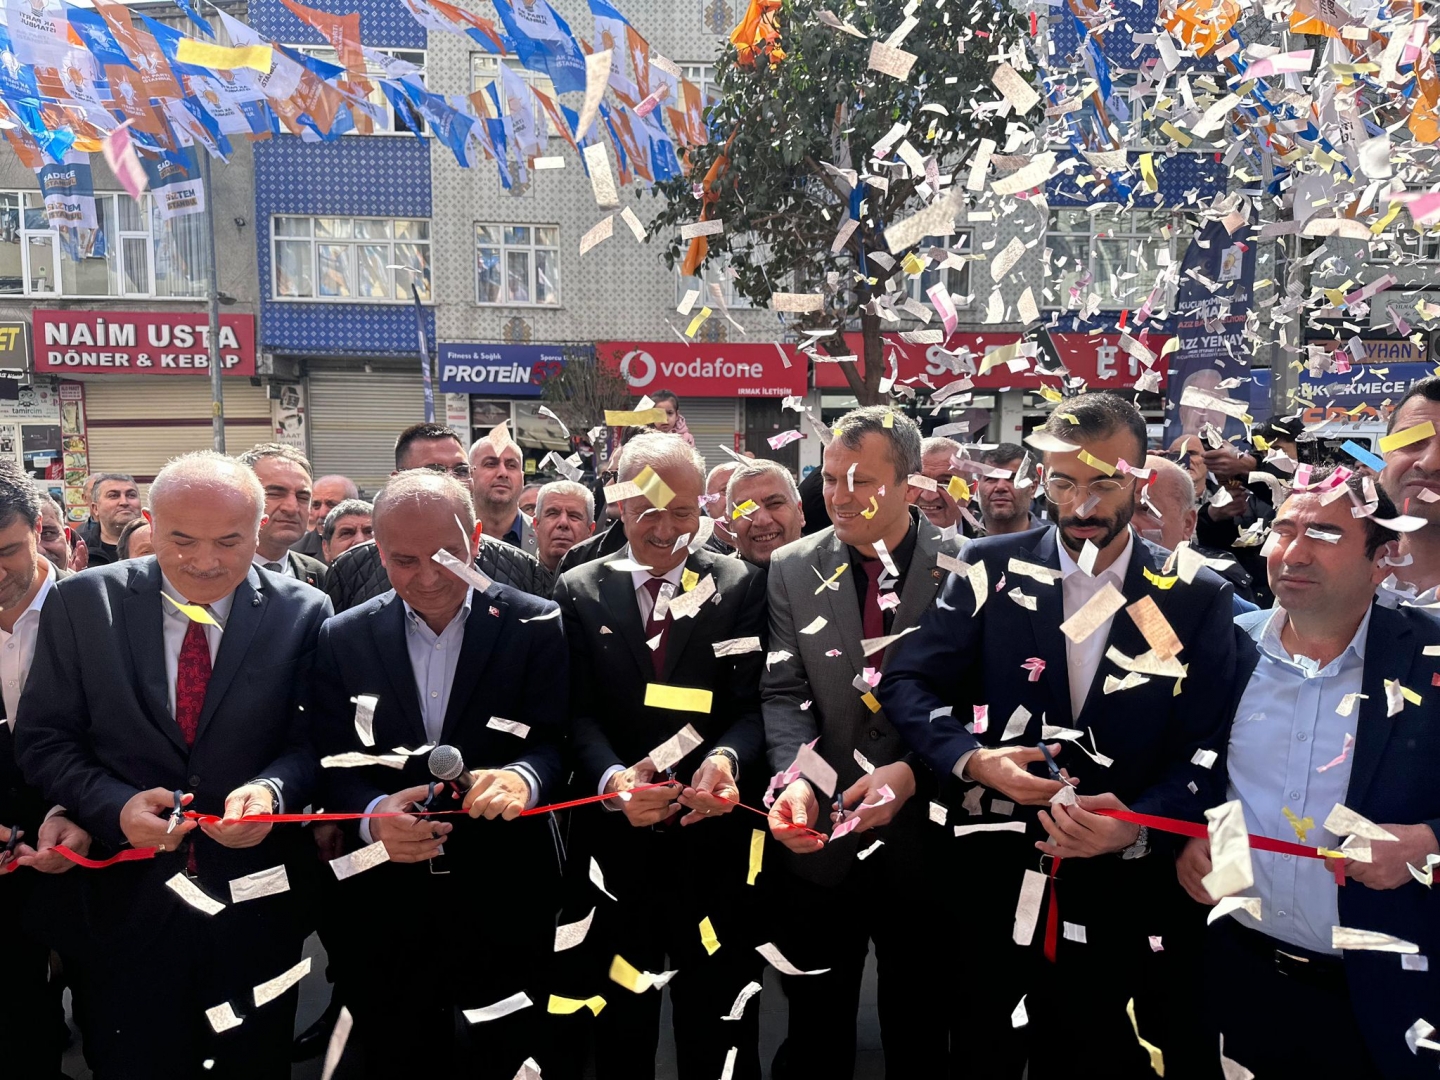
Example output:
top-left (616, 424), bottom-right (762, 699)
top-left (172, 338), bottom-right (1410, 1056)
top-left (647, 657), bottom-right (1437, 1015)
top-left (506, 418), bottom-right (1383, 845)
top-left (471, 56), bottom-right (556, 139)
top-left (1045, 209), bottom-right (1186, 310)
top-left (292, 46), bottom-right (427, 135)
top-left (0, 192), bottom-right (206, 298)
top-left (475, 224), bottom-right (560, 306)
top-left (680, 64), bottom-right (722, 110)
top-left (272, 215), bottom-right (431, 301)
top-left (676, 233), bottom-right (772, 311)
top-left (1395, 230), bottom-right (1440, 262)
top-left (907, 232), bottom-right (973, 309)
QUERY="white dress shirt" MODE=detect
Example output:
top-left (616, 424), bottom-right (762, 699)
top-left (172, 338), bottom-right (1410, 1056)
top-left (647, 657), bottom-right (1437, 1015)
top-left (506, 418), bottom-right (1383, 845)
top-left (1058, 530), bottom-right (1134, 719)
top-left (160, 573), bottom-right (234, 718)
top-left (253, 552), bottom-right (295, 578)
top-left (597, 554), bottom-right (687, 796)
top-left (0, 557), bottom-right (55, 727)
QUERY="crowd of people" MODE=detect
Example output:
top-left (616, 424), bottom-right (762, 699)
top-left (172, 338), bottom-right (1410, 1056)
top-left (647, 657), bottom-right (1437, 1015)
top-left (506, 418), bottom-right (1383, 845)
top-left (0, 383), bottom-right (1438, 1080)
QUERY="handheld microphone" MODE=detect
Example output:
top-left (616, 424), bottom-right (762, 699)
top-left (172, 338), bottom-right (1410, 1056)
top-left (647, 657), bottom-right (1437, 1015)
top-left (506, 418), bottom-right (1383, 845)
top-left (428, 745), bottom-right (476, 790)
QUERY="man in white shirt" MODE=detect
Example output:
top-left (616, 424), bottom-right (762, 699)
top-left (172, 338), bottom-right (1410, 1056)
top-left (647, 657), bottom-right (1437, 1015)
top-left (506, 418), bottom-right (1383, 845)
top-left (0, 463), bottom-right (89, 1075)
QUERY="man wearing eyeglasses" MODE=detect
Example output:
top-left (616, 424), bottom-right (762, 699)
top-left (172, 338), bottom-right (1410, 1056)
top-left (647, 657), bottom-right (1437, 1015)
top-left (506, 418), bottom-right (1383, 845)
top-left (877, 392), bottom-right (1238, 1079)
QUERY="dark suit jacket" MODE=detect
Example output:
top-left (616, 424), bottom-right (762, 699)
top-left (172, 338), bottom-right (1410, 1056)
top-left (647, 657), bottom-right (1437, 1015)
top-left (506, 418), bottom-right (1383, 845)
top-left (14, 559), bottom-right (331, 950)
top-left (763, 514), bottom-right (948, 886)
top-left (285, 549), bottom-right (328, 590)
top-left (1233, 602), bottom-right (1440, 1079)
top-left (878, 525), bottom-right (1237, 921)
top-left (0, 566), bottom-right (69, 840)
top-left (556, 547), bottom-right (767, 793)
top-left (291, 528), bottom-right (325, 561)
top-left (312, 582), bottom-right (568, 879)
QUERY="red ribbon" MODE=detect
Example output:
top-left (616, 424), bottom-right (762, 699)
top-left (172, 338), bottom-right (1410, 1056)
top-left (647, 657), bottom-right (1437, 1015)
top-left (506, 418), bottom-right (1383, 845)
top-left (1, 843), bottom-right (159, 874)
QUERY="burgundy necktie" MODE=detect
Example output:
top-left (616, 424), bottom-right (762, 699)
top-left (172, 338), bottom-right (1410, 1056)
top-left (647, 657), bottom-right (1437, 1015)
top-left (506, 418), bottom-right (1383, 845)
top-left (642, 577), bottom-right (672, 675)
top-left (859, 557), bottom-right (886, 655)
top-left (175, 619), bottom-right (211, 747)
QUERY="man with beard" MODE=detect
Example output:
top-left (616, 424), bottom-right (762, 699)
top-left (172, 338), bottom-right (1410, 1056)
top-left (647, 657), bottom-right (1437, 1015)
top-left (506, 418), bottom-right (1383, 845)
top-left (1378, 377), bottom-right (1440, 600)
top-left (469, 425), bottom-right (533, 552)
top-left (912, 437), bottom-right (966, 532)
top-left (80, 473), bottom-right (141, 567)
top-left (977, 443), bottom-right (1043, 536)
top-left (38, 495), bottom-right (84, 571)
top-left (877, 392), bottom-right (1237, 1079)
top-left (238, 444), bottom-right (329, 589)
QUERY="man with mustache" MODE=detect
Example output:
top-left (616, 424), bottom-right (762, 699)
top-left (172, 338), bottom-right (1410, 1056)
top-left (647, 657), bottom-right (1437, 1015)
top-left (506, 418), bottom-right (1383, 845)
top-left (912, 436), bottom-right (965, 532)
top-left (726, 458), bottom-right (804, 566)
top-left (878, 392), bottom-right (1237, 1078)
top-left (1378, 376), bottom-right (1440, 600)
top-left (238, 444), bottom-right (328, 589)
top-left (977, 442), bottom-right (1043, 537)
top-left (533, 480), bottom-right (595, 573)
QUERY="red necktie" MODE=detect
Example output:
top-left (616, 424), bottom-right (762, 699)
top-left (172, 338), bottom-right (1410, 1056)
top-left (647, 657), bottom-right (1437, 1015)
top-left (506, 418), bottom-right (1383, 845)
top-left (859, 557), bottom-right (885, 643)
top-left (175, 619), bottom-right (211, 747)
top-left (643, 577), bottom-right (672, 675)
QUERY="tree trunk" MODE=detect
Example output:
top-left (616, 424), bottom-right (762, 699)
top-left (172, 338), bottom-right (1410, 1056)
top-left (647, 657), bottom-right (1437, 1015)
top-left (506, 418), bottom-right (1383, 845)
top-left (858, 310), bottom-right (885, 406)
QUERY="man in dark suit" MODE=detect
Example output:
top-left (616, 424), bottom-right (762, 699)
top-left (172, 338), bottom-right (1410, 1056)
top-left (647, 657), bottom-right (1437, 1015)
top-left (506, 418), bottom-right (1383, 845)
top-left (16, 450), bottom-right (332, 1078)
top-left (312, 469), bottom-right (568, 1077)
top-left (237, 443), bottom-right (328, 589)
top-left (764, 406), bottom-right (953, 1077)
top-left (878, 392), bottom-right (1237, 1079)
top-left (0, 463), bottom-right (89, 1077)
top-left (1177, 471), bottom-right (1440, 1078)
top-left (555, 431), bottom-right (768, 1080)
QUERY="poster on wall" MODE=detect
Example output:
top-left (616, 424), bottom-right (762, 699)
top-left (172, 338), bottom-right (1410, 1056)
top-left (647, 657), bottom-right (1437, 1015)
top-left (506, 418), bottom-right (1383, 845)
top-left (59, 381), bottom-right (88, 522)
top-left (271, 383), bottom-right (306, 450)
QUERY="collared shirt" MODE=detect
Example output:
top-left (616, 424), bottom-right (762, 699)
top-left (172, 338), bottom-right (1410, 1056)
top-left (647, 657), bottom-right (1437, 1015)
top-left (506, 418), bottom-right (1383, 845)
top-left (253, 552), bottom-right (294, 578)
top-left (0, 558), bottom-right (54, 726)
top-left (1057, 530), bottom-right (1135, 718)
top-left (160, 572), bottom-right (235, 719)
top-left (629, 555), bottom-right (687, 625)
top-left (501, 513), bottom-right (524, 549)
top-left (1226, 605), bottom-right (1368, 955)
top-left (403, 588), bottom-right (474, 746)
top-left (847, 517), bottom-right (918, 636)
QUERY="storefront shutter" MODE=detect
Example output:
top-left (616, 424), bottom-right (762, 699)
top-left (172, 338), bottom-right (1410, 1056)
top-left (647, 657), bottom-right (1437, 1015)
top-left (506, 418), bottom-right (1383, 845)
top-left (306, 368), bottom-right (430, 496)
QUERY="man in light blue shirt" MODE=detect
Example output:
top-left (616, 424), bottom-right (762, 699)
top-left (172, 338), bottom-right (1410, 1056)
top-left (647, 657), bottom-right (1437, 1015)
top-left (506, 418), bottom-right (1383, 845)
top-left (1177, 469), bottom-right (1440, 1079)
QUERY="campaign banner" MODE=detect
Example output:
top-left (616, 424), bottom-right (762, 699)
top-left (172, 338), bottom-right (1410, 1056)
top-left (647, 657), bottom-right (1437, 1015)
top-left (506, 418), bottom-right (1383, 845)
top-left (37, 151), bottom-right (97, 231)
top-left (33, 310), bottom-right (256, 376)
top-left (141, 148), bottom-right (207, 220)
top-left (438, 342), bottom-right (580, 396)
top-left (598, 341), bottom-right (807, 398)
top-left (1163, 218), bottom-right (1258, 447)
top-left (1250, 360), bottom-right (1433, 427)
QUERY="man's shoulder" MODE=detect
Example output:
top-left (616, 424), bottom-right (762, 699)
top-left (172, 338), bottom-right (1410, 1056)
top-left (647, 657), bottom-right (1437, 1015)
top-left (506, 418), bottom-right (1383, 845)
top-left (769, 527), bottom-right (839, 574)
top-left (54, 558), bottom-right (138, 599)
top-left (263, 567), bottom-right (332, 612)
top-left (695, 545), bottom-right (761, 587)
top-left (321, 589), bottom-right (396, 638)
top-left (488, 578), bottom-right (558, 620)
top-left (963, 524), bottom-right (1050, 562)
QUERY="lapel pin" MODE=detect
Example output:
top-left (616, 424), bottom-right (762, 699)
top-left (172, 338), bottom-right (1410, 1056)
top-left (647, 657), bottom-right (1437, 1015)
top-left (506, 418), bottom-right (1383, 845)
top-left (489, 606), bottom-right (500, 617)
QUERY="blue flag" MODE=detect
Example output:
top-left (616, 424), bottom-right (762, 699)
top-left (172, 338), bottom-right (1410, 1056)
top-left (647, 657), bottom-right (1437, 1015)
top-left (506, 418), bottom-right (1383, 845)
top-left (490, 0), bottom-right (586, 94)
top-left (67, 8), bottom-right (135, 70)
top-left (171, 0), bottom-right (214, 38)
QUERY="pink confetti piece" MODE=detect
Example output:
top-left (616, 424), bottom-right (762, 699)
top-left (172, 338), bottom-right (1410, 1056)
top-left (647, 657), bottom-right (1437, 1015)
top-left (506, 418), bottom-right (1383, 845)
top-left (1316, 733), bottom-right (1355, 774)
top-left (1022, 658), bottom-right (1046, 683)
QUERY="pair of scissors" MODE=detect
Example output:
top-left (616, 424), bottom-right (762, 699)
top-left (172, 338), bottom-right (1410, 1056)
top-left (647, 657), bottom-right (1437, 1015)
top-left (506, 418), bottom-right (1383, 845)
top-left (165, 789), bottom-right (186, 835)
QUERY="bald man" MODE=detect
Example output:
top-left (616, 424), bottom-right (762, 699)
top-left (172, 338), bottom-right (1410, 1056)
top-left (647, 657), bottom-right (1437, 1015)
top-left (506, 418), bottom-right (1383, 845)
top-left (17, 451), bottom-right (332, 1076)
top-left (1134, 455), bottom-right (1257, 606)
top-left (470, 429), bottom-right (532, 551)
top-left (295, 474), bottom-right (359, 561)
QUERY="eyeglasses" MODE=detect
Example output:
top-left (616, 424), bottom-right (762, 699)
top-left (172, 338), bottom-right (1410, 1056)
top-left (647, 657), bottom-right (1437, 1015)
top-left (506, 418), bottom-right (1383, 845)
top-left (1042, 475), bottom-right (1134, 504)
top-left (420, 463), bottom-right (472, 480)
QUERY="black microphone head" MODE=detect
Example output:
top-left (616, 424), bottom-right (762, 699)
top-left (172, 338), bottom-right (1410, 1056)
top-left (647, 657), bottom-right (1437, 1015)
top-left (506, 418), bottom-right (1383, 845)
top-left (428, 744), bottom-right (465, 782)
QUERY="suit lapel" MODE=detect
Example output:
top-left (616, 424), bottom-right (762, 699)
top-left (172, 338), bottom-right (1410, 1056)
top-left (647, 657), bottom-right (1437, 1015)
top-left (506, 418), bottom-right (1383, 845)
top-left (1074, 534), bottom-right (1158, 724)
top-left (370, 595), bottom-right (428, 746)
top-left (440, 592), bottom-right (505, 744)
top-left (121, 561), bottom-right (188, 755)
top-left (891, 521), bottom-right (945, 636)
top-left (660, 551), bottom-right (709, 681)
top-left (817, 532), bottom-right (866, 682)
top-left (1347, 603), bottom-right (1413, 810)
top-left (1021, 528), bottom-right (1074, 727)
top-left (598, 554), bottom-right (655, 680)
top-left (194, 568), bottom-right (264, 744)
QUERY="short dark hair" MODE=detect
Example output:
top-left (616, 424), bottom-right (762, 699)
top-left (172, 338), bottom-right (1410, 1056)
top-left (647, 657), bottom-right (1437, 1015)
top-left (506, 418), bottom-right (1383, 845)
top-left (1387, 377), bottom-right (1440, 432)
top-left (92, 472), bottom-right (136, 494)
top-left (651, 389), bottom-right (679, 409)
top-left (0, 460), bottom-right (43, 530)
top-left (394, 423), bottom-right (464, 470)
top-left (117, 515), bottom-right (151, 560)
top-left (1301, 467), bottom-right (1399, 558)
top-left (322, 498), bottom-right (373, 543)
top-left (236, 443), bottom-right (313, 478)
top-left (981, 442), bottom-right (1026, 468)
top-left (832, 405), bottom-right (922, 481)
top-left (1041, 393), bottom-right (1147, 465)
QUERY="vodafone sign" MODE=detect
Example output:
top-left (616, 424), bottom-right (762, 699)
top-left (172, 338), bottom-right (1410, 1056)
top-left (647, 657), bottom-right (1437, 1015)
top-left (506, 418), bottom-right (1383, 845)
top-left (597, 341), bottom-right (807, 398)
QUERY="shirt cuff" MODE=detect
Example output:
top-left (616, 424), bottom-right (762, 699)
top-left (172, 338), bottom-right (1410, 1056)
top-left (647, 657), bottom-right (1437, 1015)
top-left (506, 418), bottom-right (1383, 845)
top-left (43, 805), bottom-right (67, 823)
top-left (359, 794), bottom-right (386, 846)
top-left (504, 763), bottom-right (541, 811)
top-left (952, 749), bottom-right (978, 783)
top-left (599, 764), bottom-right (626, 810)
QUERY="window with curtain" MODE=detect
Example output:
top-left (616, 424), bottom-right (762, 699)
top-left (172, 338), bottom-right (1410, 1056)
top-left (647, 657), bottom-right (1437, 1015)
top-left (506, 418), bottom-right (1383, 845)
top-left (475, 223), bottom-right (560, 306)
top-left (272, 215), bottom-right (431, 302)
top-left (1044, 208), bottom-right (1187, 311)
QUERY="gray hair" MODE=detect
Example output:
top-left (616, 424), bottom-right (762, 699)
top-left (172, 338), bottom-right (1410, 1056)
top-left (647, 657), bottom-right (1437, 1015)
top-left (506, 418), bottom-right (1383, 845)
top-left (706, 462), bottom-right (738, 488)
top-left (373, 470), bottom-right (475, 539)
top-left (535, 480), bottom-right (595, 524)
top-left (236, 442), bottom-right (313, 479)
top-left (149, 452), bottom-right (265, 528)
top-left (921, 436), bottom-right (962, 460)
top-left (726, 458), bottom-right (799, 514)
top-left (1144, 455), bottom-right (1198, 513)
top-left (38, 493), bottom-right (63, 521)
top-left (617, 432), bottom-right (705, 486)
top-left (833, 406), bottom-right (922, 481)
top-left (322, 498), bottom-right (374, 543)
top-left (315, 474), bottom-right (360, 499)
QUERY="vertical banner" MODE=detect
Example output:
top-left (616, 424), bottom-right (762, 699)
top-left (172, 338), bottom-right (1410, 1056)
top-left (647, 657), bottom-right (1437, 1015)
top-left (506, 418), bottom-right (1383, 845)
top-left (271, 384), bottom-right (307, 449)
top-left (411, 283), bottom-right (434, 423)
top-left (1164, 218), bottom-right (1258, 448)
top-left (36, 151), bottom-right (98, 230)
top-left (59, 381), bottom-right (89, 523)
top-left (142, 148), bottom-right (207, 219)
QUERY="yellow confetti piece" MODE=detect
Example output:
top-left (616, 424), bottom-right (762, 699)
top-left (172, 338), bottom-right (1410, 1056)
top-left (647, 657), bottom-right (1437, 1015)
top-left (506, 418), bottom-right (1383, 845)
top-left (604, 408), bottom-right (668, 426)
top-left (681, 567), bottom-right (699, 592)
top-left (685, 307), bottom-right (712, 338)
top-left (1379, 421), bottom-right (1436, 453)
top-left (1058, 412), bottom-right (1079, 425)
top-left (901, 252), bottom-right (926, 275)
top-left (1159, 120), bottom-right (1192, 146)
top-left (882, 410), bottom-right (895, 429)
top-left (861, 691), bottom-right (882, 713)
top-left (548, 994), bottom-right (606, 1016)
top-left (162, 593), bottom-right (222, 628)
top-left (947, 476), bottom-right (971, 503)
top-left (633, 465), bottom-right (674, 509)
top-left (608, 955), bottom-right (647, 993)
top-left (1283, 806), bottom-right (1315, 843)
top-left (644, 683), bottom-right (714, 714)
top-left (731, 499), bottom-right (758, 521)
top-left (1142, 567), bottom-right (1178, 590)
top-left (1397, 682), bottom-right (1423, 706)
top-left (1371, 203), bottom-right (1403, 234)
top-left (1077, 449), bottom-right (1117, 476)
top-left (1139, 152), bottom-right (1158, 193)
top-left (814, 563), bottom-right (849, 596)
top-left (1126, 998), bottom-right (1165, 1077)
top-left (700, 916), bottom-right (721, 955)
top-left (747, 829), bottom-right (765, 886)
top-left (859, 496), bottom-right (880, 519)
top-left (1252, 434), bottom-right (1272, 452)
top-left (1037, 385), bottom-right (1063, 402)
top-left (1317, 847), bottom-right (1346, 859)
top-left (174, 39), bottom-right (273, 72)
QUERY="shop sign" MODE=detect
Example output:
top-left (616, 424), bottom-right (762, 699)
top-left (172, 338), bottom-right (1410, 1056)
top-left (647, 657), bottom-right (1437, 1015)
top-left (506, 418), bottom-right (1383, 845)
top-left (598, 341), bottom-right (807, 398)
top-left (32, 310), bottom-right (256, 376)
top-left (438, 343), bottom-right (575, 397)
